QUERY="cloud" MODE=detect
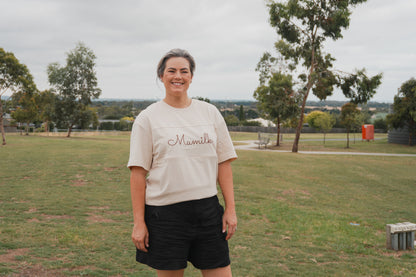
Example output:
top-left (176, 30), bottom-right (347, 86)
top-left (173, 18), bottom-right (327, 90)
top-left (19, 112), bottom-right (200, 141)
top-left (1, 0), bottom-right (414, 102)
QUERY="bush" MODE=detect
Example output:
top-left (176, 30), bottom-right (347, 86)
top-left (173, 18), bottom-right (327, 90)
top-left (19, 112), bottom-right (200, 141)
top-left (241, 120), bottom-right (261, 126)
top-left (99, 122), bottom-right (114, 130)
top-left (373, 118), bottom-right (387, 132)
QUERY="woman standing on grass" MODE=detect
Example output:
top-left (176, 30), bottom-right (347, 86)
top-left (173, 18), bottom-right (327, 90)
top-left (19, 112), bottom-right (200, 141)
top-left (127, 48), bottom-right (238, 277)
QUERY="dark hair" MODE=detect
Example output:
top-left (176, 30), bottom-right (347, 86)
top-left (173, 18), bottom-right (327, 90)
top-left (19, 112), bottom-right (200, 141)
top-left (157, 49), bottom-right (196, 80)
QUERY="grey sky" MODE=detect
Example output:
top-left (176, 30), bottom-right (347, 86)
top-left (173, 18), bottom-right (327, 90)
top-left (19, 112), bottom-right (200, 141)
top-left (1, 0), bottom-right (415, 103)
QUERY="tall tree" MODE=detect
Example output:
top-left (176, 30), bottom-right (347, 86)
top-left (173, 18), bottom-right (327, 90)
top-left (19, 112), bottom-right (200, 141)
top-left (387, 78), bottom-right (416, 146)
top-left (0, 48), bottom-right (36, 145)
top-left (254, 71), bottom-right (299, 146)
top-left (47, 42), bottom-right (101, 137)
top-left (264, 0), bottom-right (382, 152)
top-left (238, 105), bottom-right (245, 122)
top-left (340, 102), bottom-right (360, 148)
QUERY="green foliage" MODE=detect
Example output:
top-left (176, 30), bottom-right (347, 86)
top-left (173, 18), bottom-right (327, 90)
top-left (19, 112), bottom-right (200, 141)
top-left (99, 121), bottom-right (115, 130)
top-left (0, 48), bottom-right (37, 144)
top-left (193, 96), bottom-right (211, 103)
top-left (224, 114), bottom-right (240, 126)
top-left (11, 91), bottom-right (39, 135)
top-left (306, 111), bottom-right (336, 143)
top-left (36, 90), bottom-right (57, 132)
top-left (373, 118), bottom-right (387, 132)
top-left (387, 78), bottom-right (416, 146)
top-left (305, 111), bottom-right (325, 129)
top-left (263, 0), bottom-right (382, 152)
top-left (0, 48), bottom-right (36, 95)
top-left (238, 105), bottom-right (245, 122)
top-left (340, 69), bottom-right (383, 104)
top-left (47, 42), bottom-right (101, 137)
top-left (241, 120), bottom-right (261, 127)
top-left (254, 71), bottom-right (300, 145)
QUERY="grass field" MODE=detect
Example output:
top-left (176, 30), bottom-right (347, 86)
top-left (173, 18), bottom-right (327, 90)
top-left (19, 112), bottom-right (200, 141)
top-left (1, 132), bottom-right (416, 276)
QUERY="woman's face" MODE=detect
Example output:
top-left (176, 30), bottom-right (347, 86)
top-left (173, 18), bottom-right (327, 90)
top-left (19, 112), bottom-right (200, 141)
top-left (160, 57), bottom-right (193, 98)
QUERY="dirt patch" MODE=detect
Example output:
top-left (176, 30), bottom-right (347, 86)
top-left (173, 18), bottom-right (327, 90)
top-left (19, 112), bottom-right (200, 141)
top-left (107, 210), bottom-right (130, 216)
top-left (87, 213), bottom-right (115, 223)
top-left (10, 264), bottom-right (64, 277)
top-left (0, 248), bottom-right (29, 263)
top-left (41, 214), bottom-right (75, 220)
top-left (89, 206), bottom-right (110, 210)
top-left (25, 207), bottom-right (38, 213)
top-left (71, 174), bottom-right (88, 187)
top-left (104, 167), bottom-right (118, 172)
top-left (71, 180), bottom-right (87, 186)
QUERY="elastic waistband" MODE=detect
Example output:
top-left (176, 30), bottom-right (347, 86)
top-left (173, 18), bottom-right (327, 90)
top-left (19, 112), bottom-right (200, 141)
top-left (145, 195), bottom-right (218, 209)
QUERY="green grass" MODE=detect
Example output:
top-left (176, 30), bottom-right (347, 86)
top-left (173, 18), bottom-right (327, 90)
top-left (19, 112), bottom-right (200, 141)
top-left (1, 133), bottom-right (416, 276)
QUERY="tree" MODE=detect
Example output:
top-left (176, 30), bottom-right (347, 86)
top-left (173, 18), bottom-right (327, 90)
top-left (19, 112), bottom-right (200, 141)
top-left (387, 78), bottom-right (416, 146)
top-left (254, 71), bottom-right (299, 146)
top-left (0, 48), bottom-right (36, 145)
top-left (47, 42), bottom-right (101, 137)
top-left (305, 111), bottom-right (325, 129)
top-left (36, 90), bottom-right (57, 133)
top-left (314, 112), bottom-right (336, 144)
top-left (224, 114), bottom-right (239, 126)
top-left (238, 105), bottom-right (245, 122)
top-left (11, 90), bottom-right (39, 135)
top-left (340, 102), bottom-right (361, 148)
top-left (264, 0), bottom-right (382, 152)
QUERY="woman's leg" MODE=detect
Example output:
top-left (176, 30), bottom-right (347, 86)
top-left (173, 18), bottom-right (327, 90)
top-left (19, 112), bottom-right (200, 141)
top-left (201, 265), bottom-right (232, 277)
top-left (157, 269), bottom-right (185, 277)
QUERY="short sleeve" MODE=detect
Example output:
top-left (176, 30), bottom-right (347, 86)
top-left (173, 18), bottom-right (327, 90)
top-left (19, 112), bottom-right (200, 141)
top-left (214, 108), bottom-right (237, 163)
top-left (127, 113), bottom-right (153, 171)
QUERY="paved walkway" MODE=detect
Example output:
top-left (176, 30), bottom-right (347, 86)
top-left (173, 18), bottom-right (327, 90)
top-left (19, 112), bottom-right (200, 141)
top-left (234, 140), bottom-right (416, 157)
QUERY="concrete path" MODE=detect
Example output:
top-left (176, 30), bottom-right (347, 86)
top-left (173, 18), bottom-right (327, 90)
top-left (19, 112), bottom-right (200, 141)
top-left (234, 140), bottom-right (416, 157)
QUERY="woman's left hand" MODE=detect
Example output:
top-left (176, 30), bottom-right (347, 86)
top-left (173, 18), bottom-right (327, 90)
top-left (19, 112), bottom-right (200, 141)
top-left (222, 208), bottom-right (237, 240)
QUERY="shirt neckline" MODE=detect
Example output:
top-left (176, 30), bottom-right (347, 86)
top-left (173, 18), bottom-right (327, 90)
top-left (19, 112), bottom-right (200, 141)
top-left (161, 99), bottom-right (194, 111)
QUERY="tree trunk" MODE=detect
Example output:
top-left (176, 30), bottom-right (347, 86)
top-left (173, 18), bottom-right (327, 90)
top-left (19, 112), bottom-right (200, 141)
top-left (67, 124), bottom-right (73, 137)
top-left (292, 91), bottom-right (309, 152)
top-left (292, 40), bottom-right (315, 153)
top-left (276, 118), bottom-right (281, 146)
top-left (44, 120), bottom-right (49, 134)
top-left (346, 131), bottom-right (350, 148)
top-left (0, 102), bottom-right (6, 145)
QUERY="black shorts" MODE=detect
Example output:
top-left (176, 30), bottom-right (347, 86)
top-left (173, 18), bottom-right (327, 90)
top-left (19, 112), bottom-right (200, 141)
top-left (136, 195), bottom-right (230, 270)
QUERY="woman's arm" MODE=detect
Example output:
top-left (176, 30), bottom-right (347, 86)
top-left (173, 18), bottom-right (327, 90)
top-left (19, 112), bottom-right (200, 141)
top-left (218, 160), bottom-right (237, 240)
top-left (130, 166), bottom-right (149, 252)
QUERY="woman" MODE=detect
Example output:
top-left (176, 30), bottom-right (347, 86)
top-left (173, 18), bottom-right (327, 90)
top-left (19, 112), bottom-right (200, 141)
top-left (128, 48), bottom-right (238, 277)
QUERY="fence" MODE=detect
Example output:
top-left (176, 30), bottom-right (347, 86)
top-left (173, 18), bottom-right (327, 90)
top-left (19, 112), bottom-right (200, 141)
top-left (228, 126), bottom-right (386, 134)
top-left (388, 127), bottom-right (416, 145)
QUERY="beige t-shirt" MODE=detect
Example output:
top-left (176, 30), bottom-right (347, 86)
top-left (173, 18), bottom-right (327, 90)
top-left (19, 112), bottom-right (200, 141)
top-left (127, 99), bottom-right (237, 206)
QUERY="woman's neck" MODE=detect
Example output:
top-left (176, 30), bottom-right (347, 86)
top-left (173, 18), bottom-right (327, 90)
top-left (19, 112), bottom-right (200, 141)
top-left (163, 96), bottom-right (192, 108)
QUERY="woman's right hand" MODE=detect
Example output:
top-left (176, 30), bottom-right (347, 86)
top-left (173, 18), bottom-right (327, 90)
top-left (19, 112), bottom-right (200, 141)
top-left (132, 223), bottom-right (149, 252)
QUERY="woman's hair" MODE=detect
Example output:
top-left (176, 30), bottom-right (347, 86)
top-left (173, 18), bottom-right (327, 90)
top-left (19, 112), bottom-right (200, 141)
top-left (157, 49), bottom-right (196, 80)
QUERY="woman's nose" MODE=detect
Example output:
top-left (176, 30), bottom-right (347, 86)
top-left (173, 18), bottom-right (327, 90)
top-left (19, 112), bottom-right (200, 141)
top-left (174, 71), bottom-right (181, 79)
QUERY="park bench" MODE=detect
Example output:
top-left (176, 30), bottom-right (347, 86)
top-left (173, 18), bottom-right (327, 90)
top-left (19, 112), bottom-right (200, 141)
top-left (254, 132), bottom-right (270, 149)
top-left (386, 222), bottom-right (416, 250)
